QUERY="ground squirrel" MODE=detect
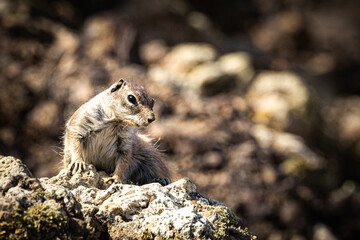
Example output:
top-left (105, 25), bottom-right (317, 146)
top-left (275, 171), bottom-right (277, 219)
top-left (63, 79), bottom-right (171, 186)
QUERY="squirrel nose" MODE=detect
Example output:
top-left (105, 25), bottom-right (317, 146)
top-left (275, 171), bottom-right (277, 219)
top-left (148, 114), bottom-right (155, 123)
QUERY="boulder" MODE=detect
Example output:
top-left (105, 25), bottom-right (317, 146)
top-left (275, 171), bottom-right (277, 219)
top-left (161, 43), bottom-right (217, 74)
top-left (0, 155), bottom-right (255, 239)
top-left (251, 124), bottom-right (325, 180)
top-left (246, 71), bottom-right (310, 130)
top-left (218, 52), bottom-right (254, 84)
top-left (149, 43), bottom-right (252, 96)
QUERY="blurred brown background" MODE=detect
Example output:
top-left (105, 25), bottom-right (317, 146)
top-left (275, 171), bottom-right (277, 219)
top-left (0, 0), bottom-right (359, 239)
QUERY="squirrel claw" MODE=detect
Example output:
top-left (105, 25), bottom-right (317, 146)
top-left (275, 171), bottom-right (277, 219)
top-left (153, 177), bottom-right (171, 186)
top-left (68, 161), bottom-right (87, 176)
top-left (104, 175), bottom-right (121, 185)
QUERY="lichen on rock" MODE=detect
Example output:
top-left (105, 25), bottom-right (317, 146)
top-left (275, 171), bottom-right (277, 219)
top-left (0, 155), bottom-right (255, 239)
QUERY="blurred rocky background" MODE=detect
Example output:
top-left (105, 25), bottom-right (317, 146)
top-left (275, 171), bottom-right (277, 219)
top-left (0, 0), bottom-right (359, 239)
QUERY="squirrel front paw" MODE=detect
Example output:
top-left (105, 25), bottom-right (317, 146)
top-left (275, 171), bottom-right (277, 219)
top-left (68, 160), bottom-right (87, 175)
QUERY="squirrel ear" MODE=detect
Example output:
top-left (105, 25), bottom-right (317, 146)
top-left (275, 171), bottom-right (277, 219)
top-left (110, 79), bottom-right (125, 92)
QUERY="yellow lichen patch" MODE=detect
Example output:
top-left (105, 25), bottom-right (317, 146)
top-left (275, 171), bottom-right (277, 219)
top-left (140, 229), bottom-right (154, 240)
top-left (181, 177), bottom-right (197, 195)
top-left (200, 210), bottom-right (213, 218)
top-left (0, 203), bottom-right (69, 240)
top-left (280, 155), bottom-right (319, 178)
top-left (212, 206), bottom-right (256, 240)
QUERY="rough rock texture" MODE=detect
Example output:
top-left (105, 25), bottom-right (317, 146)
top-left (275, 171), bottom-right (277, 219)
top-left (0, 155), bottom-right (255, 240)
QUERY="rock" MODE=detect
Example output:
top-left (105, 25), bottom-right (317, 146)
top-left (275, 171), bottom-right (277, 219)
top-left (313, 223), bottom-right (338, 240)
top-left (218, 52), bottom-right (255, 84)
top-left (0, 156), bottom-right (94, 239)
top-left (187, 11), bottom-right (212, 31)
top-left (148, 43), bottom-right (219, 88)
top-left (246, 71), bottom-right (310, 130)
top-left (150, 43), bottom-right (249, 96)
top-left (0, 156), bottom-right (37, 193)
top-left (0, 128), bottom-right (15, 148)
top-left (0, 155), bottom-right (255, 239)
top-left (68, 77), bottom-right (94, 105)
top-left (22, 66), bottom-right (48, 94)
top-left (26, 100), bottom-right (60, 135)
top-left (200, 151), bottom-right (225, 170)
top-left (140, 39), bottom-right (169, 64)
top-left (186, 62), bottom-right (237, 96)
top-left (251, 124), bottom-right (325, 178)
top-left (82, 16), bottom-right (117, 60)
top-left (54, 27), bottom-right (79, 55)
top-left (161, 43), bottom-right (217, 74)
top-left (322, 96), bottom-right (360, 148)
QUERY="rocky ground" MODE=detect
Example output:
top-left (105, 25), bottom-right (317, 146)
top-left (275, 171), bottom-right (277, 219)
top-left (0, 155), bottom-right (255, 239)
top-left (0, 0), bottom-right (360, 239)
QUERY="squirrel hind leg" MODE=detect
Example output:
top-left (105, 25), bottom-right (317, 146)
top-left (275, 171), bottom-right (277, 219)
top-left (125, 160), bottom-right (170, 186)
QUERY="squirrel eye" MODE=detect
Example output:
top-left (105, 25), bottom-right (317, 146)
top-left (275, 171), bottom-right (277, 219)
top-left (127, 95), bottom-right (137, 105)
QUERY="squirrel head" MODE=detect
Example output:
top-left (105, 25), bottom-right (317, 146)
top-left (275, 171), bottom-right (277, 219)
top-left (107, 79), bottom-right (155, 127)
